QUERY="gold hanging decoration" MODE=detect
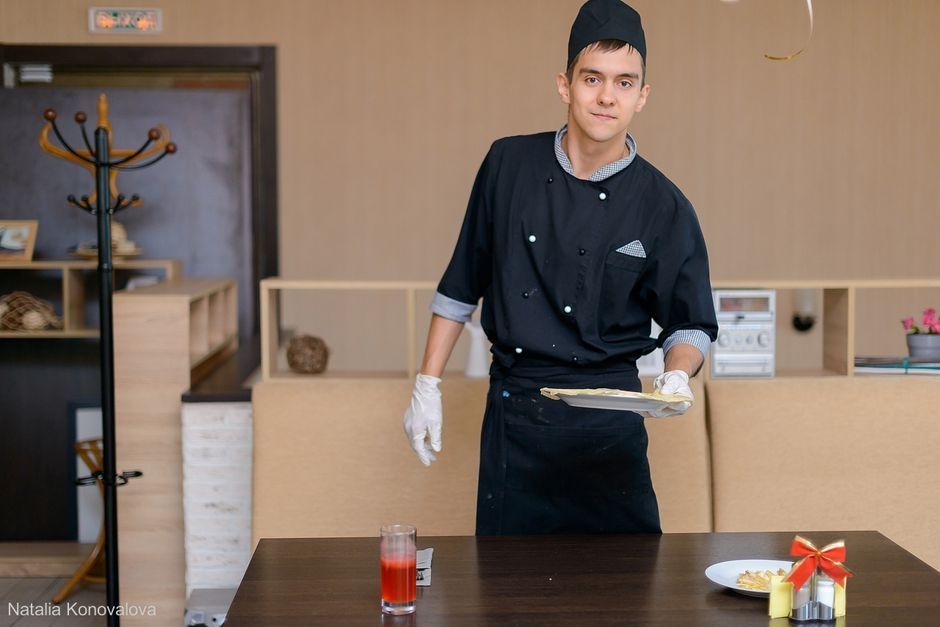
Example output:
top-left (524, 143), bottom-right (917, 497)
top-left (764, 0), bottom-right (814, 61)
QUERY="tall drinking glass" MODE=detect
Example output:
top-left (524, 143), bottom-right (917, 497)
top-left (380, 524), bottom-right (416, 615)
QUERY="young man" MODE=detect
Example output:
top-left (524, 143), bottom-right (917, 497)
top-left (403, 0), bottom-right (718, 535)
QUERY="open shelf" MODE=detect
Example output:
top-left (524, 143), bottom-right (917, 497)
top-left (114, 277), bottom-right (238, 384)
top-left (260, 279), bottom-right (437, 382)
top-left (259, 278), bottom-right (940, 381)
top-left (0, 259), bottom-right (180, 338)
top-left (711, 279), bottom-right (940, 377)
top-left (191, 332), bottom-right (239, 370)
top-left (189, 296), bottom-right (210, 363)
top-left (0, 329), bottom-right (98, 339)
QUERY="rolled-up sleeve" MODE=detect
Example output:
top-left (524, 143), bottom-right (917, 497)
top-left (662, 328), bottom-right (713, 359)
top-left (431, 145), bottom-right (497, 323)
top-left (430, 291), bottom-right (477, 323)
top-left (642, 196), bottom-right (719, 357)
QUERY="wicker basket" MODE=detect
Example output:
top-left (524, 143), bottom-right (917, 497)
top-left (0, 291), bottom-right (63, 331)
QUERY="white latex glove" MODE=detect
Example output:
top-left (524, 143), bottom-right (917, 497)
top-left (645, 370), bottom-right (694, 418)
top-left (402, 374), bottom-right (443, 466)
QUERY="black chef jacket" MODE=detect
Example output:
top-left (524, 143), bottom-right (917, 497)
top-left (435, 132), bottom-right (718, 367)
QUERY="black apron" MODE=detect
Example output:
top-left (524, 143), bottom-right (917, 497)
top-left (475, 359), bottom-right (661, 535)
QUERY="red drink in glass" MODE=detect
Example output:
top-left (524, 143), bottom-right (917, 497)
top-left (380, 555), bottom-right (416, 603)
top-left (380, 524), bottom-right (417, 614)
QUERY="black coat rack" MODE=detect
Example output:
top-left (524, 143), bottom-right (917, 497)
top-left (42, 106), bottom-right (175, 626)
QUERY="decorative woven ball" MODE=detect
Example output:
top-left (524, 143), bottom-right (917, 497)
top-left (287, 335), bottom-right (329, 374)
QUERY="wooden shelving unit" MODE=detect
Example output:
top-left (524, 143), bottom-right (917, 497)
top-left (260, 279), bottom-right (436, 381)
top-left (113, 276), bottom-right (237, 622)
top-left (259, 278), bottom-right (940, 381)
top-left (712, 279), bottom-right (940, 376)
top-left (0, 259), bottom-right (181, 337)
top-left (115, 277), bottom-right (238, 377)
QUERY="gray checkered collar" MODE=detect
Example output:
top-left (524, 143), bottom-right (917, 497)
top-left (553, 124), bottom-right (637, 182)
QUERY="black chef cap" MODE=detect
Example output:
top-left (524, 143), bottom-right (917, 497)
top-left (567, 0), bottom-right (646, 68)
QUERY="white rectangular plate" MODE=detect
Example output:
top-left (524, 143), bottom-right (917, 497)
top-left (539, 387), bottom-right (690, 412)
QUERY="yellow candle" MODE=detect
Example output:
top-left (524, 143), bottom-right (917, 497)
top-left (768, 575), bottom-right (793, 618)
top-left (834, 580), bottom-right (847, 617)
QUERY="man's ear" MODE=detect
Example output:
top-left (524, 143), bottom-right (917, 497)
top-left (635, 83), bottom-right (651, 113)
top-left (556, 72), bottom-right (571, 105)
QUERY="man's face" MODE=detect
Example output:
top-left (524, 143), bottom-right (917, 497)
top-left (556, 44), bottom-right (650, 146)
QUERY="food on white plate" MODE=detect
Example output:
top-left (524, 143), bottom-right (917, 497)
top-left (736, 568), bottom-right (788, 591)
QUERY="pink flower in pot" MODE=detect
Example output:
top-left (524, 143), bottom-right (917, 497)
top-left (900, 308), bottom-right (940, 335)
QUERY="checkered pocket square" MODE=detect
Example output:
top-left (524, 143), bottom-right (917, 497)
top-left (615, 240), bottom-right (646, 258)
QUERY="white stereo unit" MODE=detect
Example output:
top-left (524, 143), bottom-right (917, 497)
top-left (710, 289), bottom-right (776, 378)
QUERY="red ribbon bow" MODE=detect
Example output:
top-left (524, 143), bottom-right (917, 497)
top-left (783, 535), bottom-right (854, 591)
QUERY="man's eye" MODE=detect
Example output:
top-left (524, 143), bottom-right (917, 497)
top-left (585, 76), bottom-right (599, 85)
top-left (620, 80), bottom-right (632, 88)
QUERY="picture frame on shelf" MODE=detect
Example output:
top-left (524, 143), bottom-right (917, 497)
top-left (0, 220), bottom-right (38, 262)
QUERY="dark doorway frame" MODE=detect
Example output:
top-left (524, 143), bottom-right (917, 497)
top-left (0, 44), bottom-right (279, 332)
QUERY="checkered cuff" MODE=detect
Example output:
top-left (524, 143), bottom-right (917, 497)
top-left (662, 329), bottom-right (712, 359)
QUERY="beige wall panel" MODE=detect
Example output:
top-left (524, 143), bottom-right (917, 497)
top-left (252, 376), bottom-right (712, 542)
top-left (117, 495), bottom-right (183, 529)
top-left (5, 0), bottom-right (938, 366)
top-left (116, 529), bottom-right (184, 619)
top-left (707, 377), bottom-right (940, 571)
top-left (642, 377), bottom-right (712, 532)
top-left (114, 387), bottom-right (190, 413)
top-left (115, 297), bottom-right (188, 626)
top-left (252, 378), bottom-right (485, 543)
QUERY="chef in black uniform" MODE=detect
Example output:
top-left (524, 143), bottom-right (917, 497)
top-left (403, 0), bottom-right (718, 535)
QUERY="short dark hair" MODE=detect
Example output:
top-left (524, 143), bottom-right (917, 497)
top-left (565, 39), bottom-right (646, 87)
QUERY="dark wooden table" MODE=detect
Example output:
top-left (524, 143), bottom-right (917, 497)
top-left (225, 531), bottom-right (940, 626)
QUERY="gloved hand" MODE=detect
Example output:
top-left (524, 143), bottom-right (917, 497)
top-left (645, 370), bottom-right (693, 418)
top-left (402, 373), bottom-right (443, 466)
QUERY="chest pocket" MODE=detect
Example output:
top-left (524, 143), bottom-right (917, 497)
top-left (598, 249), bottom-right (646, 338)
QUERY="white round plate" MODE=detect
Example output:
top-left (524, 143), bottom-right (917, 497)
top-left (704, 559), bottom-right (793, 597)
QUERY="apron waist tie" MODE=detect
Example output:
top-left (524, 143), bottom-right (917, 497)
top-left (490, 355), bottom-right (639, 382)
